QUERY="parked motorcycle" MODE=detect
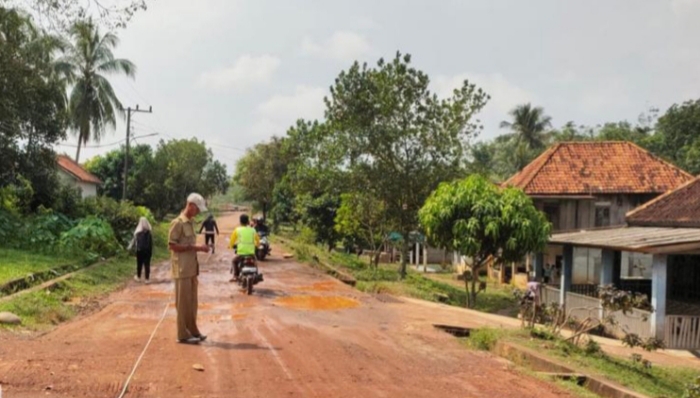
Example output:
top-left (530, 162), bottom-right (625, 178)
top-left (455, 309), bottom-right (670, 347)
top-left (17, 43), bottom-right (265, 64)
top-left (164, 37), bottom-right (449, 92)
top-left (256, 232), bottom-right (271, 261)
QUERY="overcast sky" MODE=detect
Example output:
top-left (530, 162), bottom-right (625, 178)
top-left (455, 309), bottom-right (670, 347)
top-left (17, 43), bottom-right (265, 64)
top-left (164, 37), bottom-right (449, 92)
top-left (54, 0), bottom-right (700, 171)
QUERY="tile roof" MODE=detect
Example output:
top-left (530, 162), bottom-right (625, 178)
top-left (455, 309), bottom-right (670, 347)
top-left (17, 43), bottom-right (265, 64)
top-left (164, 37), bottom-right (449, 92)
top-left (626, 175), bottom-right (700, 228)
top-left (502, 141), bottom-right (692, 195)
top-left (56, 155), bottom-right (102, 185)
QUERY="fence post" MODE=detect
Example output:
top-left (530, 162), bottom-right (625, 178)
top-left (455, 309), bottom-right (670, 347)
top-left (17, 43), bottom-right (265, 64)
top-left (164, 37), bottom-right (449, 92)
top-left (560, 245), bottom-right (573, 309)
top-left (651, 254), bottom-right (668, 339)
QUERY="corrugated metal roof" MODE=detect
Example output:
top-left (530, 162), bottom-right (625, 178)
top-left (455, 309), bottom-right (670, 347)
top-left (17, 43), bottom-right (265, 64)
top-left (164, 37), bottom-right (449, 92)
top-left (549, 226), bottom-right (700, 254)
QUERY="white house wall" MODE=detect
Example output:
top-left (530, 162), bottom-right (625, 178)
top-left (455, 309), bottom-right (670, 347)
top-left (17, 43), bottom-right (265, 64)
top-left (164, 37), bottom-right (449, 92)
top-left (57, 169), bottom-right (98, 198)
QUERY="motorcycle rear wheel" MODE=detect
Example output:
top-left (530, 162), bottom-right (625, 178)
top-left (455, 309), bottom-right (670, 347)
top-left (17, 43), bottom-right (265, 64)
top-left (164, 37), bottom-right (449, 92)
top-left (246, 276), bottom-right (254, 295)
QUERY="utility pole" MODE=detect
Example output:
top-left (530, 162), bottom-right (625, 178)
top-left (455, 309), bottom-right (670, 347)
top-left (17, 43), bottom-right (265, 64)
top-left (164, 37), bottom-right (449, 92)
top-left (123, 105), bottom-right (153, 201)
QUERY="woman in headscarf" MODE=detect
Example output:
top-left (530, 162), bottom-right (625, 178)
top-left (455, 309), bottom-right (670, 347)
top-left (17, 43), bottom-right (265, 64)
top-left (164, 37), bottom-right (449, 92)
top-left (129, 217), bottom-right (153, 283)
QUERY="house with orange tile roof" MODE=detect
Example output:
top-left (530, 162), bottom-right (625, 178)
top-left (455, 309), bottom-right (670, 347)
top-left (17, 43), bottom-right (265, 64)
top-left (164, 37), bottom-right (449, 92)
top-left (56, 155), bottom-right (102, 198)
top-left (500, 141), bottom-right (692, 289)
top-left (545, 174), bottom-right (700, 350)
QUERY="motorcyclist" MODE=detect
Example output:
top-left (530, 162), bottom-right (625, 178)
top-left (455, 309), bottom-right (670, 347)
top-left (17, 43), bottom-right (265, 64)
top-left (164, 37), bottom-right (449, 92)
top-left (254, 216), bottom-right (269, 236)
top-left (228, 214), bottom-right (260, 282)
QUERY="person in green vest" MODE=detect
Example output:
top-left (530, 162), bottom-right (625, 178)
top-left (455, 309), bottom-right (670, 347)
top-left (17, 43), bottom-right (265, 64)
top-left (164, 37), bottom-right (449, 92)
top-left (228, 214), bottom-right (260, 282)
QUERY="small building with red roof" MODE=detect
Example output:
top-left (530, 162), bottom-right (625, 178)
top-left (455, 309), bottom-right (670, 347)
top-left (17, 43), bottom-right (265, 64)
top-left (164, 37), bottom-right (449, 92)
top-left (56, 154), bottom-right (102, 198)
top-left (500, 141), bottom-right (692, 288)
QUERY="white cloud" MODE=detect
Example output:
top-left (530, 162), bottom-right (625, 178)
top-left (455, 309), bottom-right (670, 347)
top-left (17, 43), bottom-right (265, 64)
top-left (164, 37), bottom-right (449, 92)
top-left (432, 73), bottom-right (536, 139)
top-left (197, 54), bottom-right (281, 90)
top-left (434, 72), bottom-right (534, 113)
top-left (301, 31), bottom-right (372, 62)
top-left (250, 85), bottom-right (327, 138)
top-left (671, 0), bottom-right (700, 16)
top-left (579, 79), bottom-right (631, 113)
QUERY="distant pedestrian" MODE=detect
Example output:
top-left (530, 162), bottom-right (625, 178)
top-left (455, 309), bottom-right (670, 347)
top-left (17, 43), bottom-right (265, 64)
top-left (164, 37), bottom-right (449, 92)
top-left (129, 217), bottom-right (153, 284)
top-left (199, 214), bottom-right (219, 253)
top-left (543, 263), bottom-right (552, 284)
top-left (169, 193), bottom-right (210, 344)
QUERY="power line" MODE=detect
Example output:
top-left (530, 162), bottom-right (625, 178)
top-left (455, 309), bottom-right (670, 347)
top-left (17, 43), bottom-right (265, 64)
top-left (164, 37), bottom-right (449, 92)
top-left (55, 138), bottom-right (127, 149)
top-left (54, 133), bottom-right (158, 149)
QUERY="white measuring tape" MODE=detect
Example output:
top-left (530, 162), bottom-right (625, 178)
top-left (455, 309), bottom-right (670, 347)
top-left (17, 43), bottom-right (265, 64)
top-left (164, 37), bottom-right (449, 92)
top-left (117, 303), bottom-right (169, 398)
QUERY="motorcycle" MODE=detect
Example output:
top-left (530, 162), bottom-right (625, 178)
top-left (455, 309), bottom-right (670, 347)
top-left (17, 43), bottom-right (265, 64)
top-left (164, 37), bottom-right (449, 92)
top-left (256, 232), bottom-right (271, 261)
top-left (232, 246), bottom-right (264, 295)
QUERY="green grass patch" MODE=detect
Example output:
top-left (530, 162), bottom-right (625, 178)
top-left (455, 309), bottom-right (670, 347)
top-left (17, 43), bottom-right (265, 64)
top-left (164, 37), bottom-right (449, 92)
top-left (463, 327), bottom-right (506, 350)
top-left (460, 325), bottom-right (692, 398)
top-left (460, 325), bottom-right (700, 398)
top-left (0, 247), bottom-right (168, 330)
top-left (518, 337), bottom-right (698, 398)
top-left (0, 248), bottom-right (76, 285)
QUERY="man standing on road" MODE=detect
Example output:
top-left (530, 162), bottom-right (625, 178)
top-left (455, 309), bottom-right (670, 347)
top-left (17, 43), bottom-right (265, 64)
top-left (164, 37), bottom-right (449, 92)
top-left (169, 193), bottom-right (210, 344)
top-left (228, 214), bottom-right (260, 282)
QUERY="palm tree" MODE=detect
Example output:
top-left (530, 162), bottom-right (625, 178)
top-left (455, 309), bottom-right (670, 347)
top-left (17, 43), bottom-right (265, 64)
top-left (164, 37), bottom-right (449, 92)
top-left (499, 103), bottom-right (552, 150)
top-left (57, 20), bottom-right (135, 162)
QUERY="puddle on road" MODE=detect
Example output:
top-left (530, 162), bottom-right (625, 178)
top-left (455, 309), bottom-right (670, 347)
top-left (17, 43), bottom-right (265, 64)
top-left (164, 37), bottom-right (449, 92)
top-left (168, 302), bottom-right (214, 310)
top-left (274, 295), bottom-right (360, 311)
top-left (142, 291), bottom-right (171, 298)
top-left (295, 281), bottom-right (340, 292)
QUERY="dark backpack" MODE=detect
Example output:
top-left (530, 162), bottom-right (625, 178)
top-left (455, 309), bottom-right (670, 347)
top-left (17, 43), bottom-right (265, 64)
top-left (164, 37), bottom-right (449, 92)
top-left (136, 231), bottom-right (152, 252)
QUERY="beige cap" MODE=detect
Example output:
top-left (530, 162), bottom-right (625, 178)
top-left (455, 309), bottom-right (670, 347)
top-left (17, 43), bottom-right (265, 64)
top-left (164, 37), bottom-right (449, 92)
top-left (187, 193), bottom-right (208, 212)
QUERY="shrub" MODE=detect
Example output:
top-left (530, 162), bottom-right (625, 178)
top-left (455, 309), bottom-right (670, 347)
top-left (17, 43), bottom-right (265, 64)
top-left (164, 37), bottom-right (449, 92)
top-left (59, 217), bottom-right (121, 259)
top-left (51, 184), bottom-right (83, 219)
top-left (298, 225), bottom-right (316, 245)
top-left (466, 328), bottom-right (502, 351)
top-left (22, 211), bottom-right (74, 250)
top-left (684, 376), bottom-right (700, 398)
top-left (0, 176), bottom-right (34, 214)
top-left (584, 339), bottom-right (603, 356)
top-left (0, 210), bottom-right (20, 246)
top-left (79, 197), bottom-right (143, 246)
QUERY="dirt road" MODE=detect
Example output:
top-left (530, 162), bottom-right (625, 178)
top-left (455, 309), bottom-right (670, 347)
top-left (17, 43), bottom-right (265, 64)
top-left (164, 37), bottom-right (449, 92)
top-left (0, 213), bottom-right (573, 397)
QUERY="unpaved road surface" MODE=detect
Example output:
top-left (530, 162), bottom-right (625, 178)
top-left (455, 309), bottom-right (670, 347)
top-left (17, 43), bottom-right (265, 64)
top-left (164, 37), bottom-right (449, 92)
top-left (0, 213), bottom-right (573, 398)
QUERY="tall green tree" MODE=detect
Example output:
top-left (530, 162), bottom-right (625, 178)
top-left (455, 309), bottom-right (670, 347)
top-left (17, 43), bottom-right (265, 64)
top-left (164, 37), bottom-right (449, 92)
top-left (84, 144), bottom-right (154, 201)
top-left (419, 175), bottom-right (550, 308)
top-left (146, 139), bottom-right (225, 218)
top-left (7, 0), bottom-right (149, 32)
top-left (335, 192), bottom-right (389, 266)
top-left (234, 136), bottom-right (291, 218)
top-left (654, 99), bottom-right (700, 174)
top-left (500, 103), bottom-right (552, 151)
top-left (0, 7), bottom-right (67, 212)
top-left (86, 139), bottom-right (229, 218)
top-left (57, 20), bottom-right (135, 162)
top-left (296, 52), bottom-right (489, 278)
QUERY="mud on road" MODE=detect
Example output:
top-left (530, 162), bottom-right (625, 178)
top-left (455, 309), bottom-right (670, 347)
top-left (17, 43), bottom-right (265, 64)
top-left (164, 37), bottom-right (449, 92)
top-left (0, 213), bottom-right (574, 397)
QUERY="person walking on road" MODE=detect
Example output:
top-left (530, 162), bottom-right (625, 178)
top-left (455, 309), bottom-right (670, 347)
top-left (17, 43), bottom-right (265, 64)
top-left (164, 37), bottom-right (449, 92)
top-left (228, 214), bottom-right (259, 282)
top-left (129, 217), bottom-right (153, 284)
top-left (199, 214), bottom-right (219, 253)
top-left (168, 193), bottom-right (210, 344)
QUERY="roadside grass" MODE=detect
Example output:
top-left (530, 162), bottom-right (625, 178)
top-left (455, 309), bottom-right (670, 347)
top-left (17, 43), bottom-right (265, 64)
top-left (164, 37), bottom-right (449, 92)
top-left (0, 249), bottom-right (76, 285)
top-left (516, 335), bottom-right (698, 398)
top-left (461, 326), bottom-right (699, 398)
top-left (277, 236), bottom-right (518, 315)
top-left (0, 223), bottom-right (171, 330)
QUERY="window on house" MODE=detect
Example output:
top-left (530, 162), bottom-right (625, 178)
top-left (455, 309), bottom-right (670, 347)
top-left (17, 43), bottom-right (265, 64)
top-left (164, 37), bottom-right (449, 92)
top-left (543, 203), bottom-right (560, 231)
top-left (595, 206), bottom-right (610, 227)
